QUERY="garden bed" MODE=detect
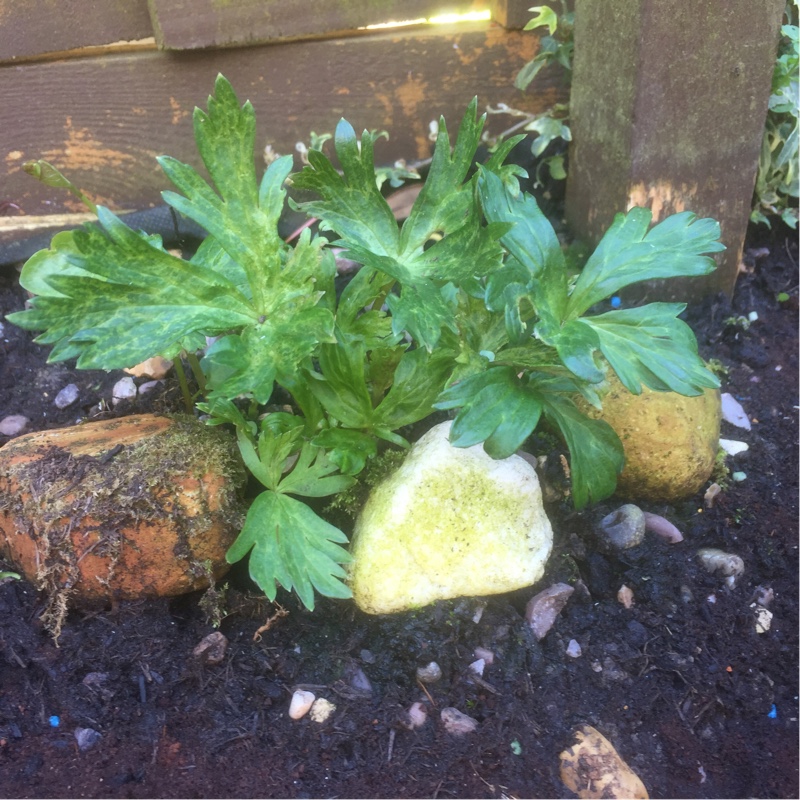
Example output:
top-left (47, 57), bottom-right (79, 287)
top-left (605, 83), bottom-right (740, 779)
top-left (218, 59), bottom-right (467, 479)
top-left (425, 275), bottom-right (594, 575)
top-left (0, 221), bottom-right (797, 799)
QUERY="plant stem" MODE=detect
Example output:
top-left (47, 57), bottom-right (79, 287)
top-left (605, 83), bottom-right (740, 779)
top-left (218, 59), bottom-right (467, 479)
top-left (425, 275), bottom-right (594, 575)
top-left (173, 357), bottom-right (194, 413)
top-left (186, 352), bottom-right (207, 395)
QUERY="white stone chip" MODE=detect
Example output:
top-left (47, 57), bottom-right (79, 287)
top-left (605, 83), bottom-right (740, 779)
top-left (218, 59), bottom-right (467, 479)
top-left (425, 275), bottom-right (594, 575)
top-left (441, 707), bottom-right (478, 735)
top-left (112, 377), bottom-right (138, 406)
top-left (0, 415), bottom-right (29, 437)
top-left (54, 383), bottom-right (80, 409)
top-left (288, 690), bottom-right (315, 720)
top-left (721, 393), bottom-right (751, 430)
top-left (309, 697), bottom-right (336, 723)
top-left (566, 639), bottom-right (582, 658)
top-left (719, 438), bottom-right (749, 456)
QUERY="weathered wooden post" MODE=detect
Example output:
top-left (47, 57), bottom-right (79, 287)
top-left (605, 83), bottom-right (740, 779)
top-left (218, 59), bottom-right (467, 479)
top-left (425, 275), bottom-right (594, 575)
top-left (565, 0), bottom-right (785, 300)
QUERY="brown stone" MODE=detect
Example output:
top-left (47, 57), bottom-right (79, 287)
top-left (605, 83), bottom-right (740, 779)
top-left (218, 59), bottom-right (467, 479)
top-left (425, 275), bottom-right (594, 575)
top-left (0, 414), bottom-right (245, 631)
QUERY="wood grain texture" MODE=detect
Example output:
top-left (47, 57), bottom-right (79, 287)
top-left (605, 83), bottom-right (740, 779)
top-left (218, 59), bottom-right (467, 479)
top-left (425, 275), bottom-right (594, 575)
top-left (0, 0), bottom-right (153, 63)
top-left (1, 22), bottom-right (566, 234)
top-left (565, 0), bottom-right (784, 300)
top-left (148, 0), bottom-right (489, 49)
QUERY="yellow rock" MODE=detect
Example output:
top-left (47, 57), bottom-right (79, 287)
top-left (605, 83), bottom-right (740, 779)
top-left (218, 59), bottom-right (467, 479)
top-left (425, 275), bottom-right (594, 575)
top-left (559, 725), bottom-right (649, 799)
top-left (577, 373), bottom-right (720, 502)
top-left (349, 422), bottom-right (553, 614)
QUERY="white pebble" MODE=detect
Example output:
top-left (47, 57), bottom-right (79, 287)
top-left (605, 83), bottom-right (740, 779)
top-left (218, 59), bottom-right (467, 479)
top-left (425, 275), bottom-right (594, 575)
top-left (0, 415), bottom-right (29, 437)
top-left (697, 548), bottom-right (745, 585)
top-left (440, 707), bottom-right (478, 735)
top-left (732, 471), bottom-right (747, 482)
top-left (721, 393), bottom-right (751, 430)
top-left (112, 377), bottom-right (137, 406)
top-left (309, 697), bottom-right (336, 723)
top-left (405, 702), bottom-right (428, 729)
top-left (54, 383), bottom-right (80, 409)
top-left (288, 690), bottom-right (315, 720)
top-left (566, 639), bottom-right (582, 658)
top-left (138, 380), bottom-right (164, 395)
top-left (753, 606), bottom-right (773, 633)
top-left (416, 662), bottom-right (442, 684)
top-left (719, 438), bottom-right (749, 456)
top-left (617, 585), bottom-right (634, 609)
top-left (468, 658), bottom-right (485, 677)
top-left (473, 646), bottom-right (494, 665)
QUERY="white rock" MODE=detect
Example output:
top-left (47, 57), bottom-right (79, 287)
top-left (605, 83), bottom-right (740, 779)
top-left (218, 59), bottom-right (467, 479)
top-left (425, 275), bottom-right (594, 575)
top-left (566, 639), bottom-right (582, 658)
top-left (349, 421), bottom-right (554, 614)
top-left (719, 438), bottom-right (749, 456)
top-left (473, 646), bottom-right (494, 665)
top-left (752, 604), bottom-right (773, 634)
top-left (54, 383), bottom-right (80, 409)
top-left (309, 697), bottom-right (336, 723)
top-left (288, 690), bottom-right (315, 720)
top-left (0, 415), bottom-right (29, 437)
top-left (468, 658), bottom-right (485, 677)
top-left (525, 582), bottom-right (574, 640)
top-left (441, 707), bottom-right (478, 735)
top-left (138, 380), bottom-right (164, 395)
top-left (697, 548), bottom-right (745, 586)
top-left (406, 702), bottom-right (428, 729)
top-left (112, 377), bottom-right (137, 406)
top-left (617, 584), bottom-right (635, 609)
top-left (721, 393), bottom-right (751, 430)
top-left (416, 662), bottom-right (442, 684)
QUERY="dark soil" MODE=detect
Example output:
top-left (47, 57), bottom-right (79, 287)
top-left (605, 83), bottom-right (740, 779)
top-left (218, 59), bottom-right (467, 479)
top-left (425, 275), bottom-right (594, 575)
top-left (0, 222), bottom-right (797, 799)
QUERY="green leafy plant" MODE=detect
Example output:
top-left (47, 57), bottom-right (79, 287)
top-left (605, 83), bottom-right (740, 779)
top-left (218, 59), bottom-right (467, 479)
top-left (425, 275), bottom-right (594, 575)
top-left (7, 75), bottom-right (722, 611)
top-left (752, 0), bottom-right (799, 228)
top-left (485, 2), bottom-right (574, 187)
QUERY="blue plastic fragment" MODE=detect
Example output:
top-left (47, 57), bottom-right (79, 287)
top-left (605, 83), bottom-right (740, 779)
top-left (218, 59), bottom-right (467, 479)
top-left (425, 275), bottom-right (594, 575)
top-left (610, 296), bottom-right (622, 309)
top-left (768, 704), bottom-right (777, 719)
top-left (49, 715), bottom-right (60, 728)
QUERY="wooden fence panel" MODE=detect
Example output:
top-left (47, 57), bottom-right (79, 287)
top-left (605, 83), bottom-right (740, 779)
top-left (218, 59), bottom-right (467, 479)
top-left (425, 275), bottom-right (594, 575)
top-left (148, 0), bottom-right (489, 50)
top-left (1, 22), bottom-right (565, 230)
top-left (0, 0), bottom-right (153, 63)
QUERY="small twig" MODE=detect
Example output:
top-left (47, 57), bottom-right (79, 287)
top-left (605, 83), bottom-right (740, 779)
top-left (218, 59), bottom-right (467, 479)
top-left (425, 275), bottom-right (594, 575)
top-left (387, 728), bottom-right (395, 763)
top-left (253, 603), bottom-right (289, 641)
top-left (416, 679), bottom-right (438, 708)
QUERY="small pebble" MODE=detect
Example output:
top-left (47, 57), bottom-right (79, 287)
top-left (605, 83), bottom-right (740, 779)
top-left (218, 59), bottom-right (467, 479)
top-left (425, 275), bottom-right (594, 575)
top-left (416, 662), bottom-right (442, 684)
top-left (0, 415), bottom-right (29, 437)
top-left (697, 548), bottom-right (745, 587)
top-left (617, 585), bottom-right (634, 609)
top-left (309, 698), bottom-right (336, 723)
top-left (360, 649), bottom-right (376, 664)
top-left (468, 658), bottom-right (485, 677)
top-left (399, 702), bottom-right (428, 730)
top-left (719, 438), bottom-right (749, 456)
top-left (732, 471), bottom-right (747, 482)
top-left (112, 377), bottom-right (137, 406)
top-left (473, 646), bottom-right (494, 665)
top-left (525, 583), bottom-right (574, 640)
top-left (704, 483), bottom-right (722, 508)
top-left (54, 383), bottom-right (80, 409)
top-left (643, 512), bottom-right (683, 543)
top-left (124, 356), bottom-right (172, 380)
top-left (346, 664), bottom-right (373, 696)
top-left (752, 585), bottom-right (774, 607)
top-left (566, 639), bottom-right (582, 658)
top-left (138, 380), bottom-right (164, 395)
top-left (74, 727), bottom-right (102, 752)
top-left (597, 504), bottom-right (646, 549)
top-left (288, 690), bottom-right (315, 720)
top-left (440, 707), bottom-right (478, 735)
top-left (192, 631), bottom-right (228, 666)
top-left (753, 605), bottom-right (773, 633)
top-left (721, 393), bottom-right (751, 430)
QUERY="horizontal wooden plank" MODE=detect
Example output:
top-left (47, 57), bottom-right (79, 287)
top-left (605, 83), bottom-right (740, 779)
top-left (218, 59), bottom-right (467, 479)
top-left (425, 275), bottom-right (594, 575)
top-left (1, 22), bottom-right (567, 233)
top-left (0, 0), bottom-right (153, 63)
top-left (148, 0), bottom-right (489, 50)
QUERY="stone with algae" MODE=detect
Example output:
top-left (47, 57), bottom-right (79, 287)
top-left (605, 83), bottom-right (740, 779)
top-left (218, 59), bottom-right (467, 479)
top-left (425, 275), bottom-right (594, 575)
top-left (349, 421), bottom-right (553, 614)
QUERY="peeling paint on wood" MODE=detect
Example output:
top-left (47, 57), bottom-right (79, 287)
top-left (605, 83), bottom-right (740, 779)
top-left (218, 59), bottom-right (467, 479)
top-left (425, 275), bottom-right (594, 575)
top-left (2, 23), bottom-right (564, 231)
